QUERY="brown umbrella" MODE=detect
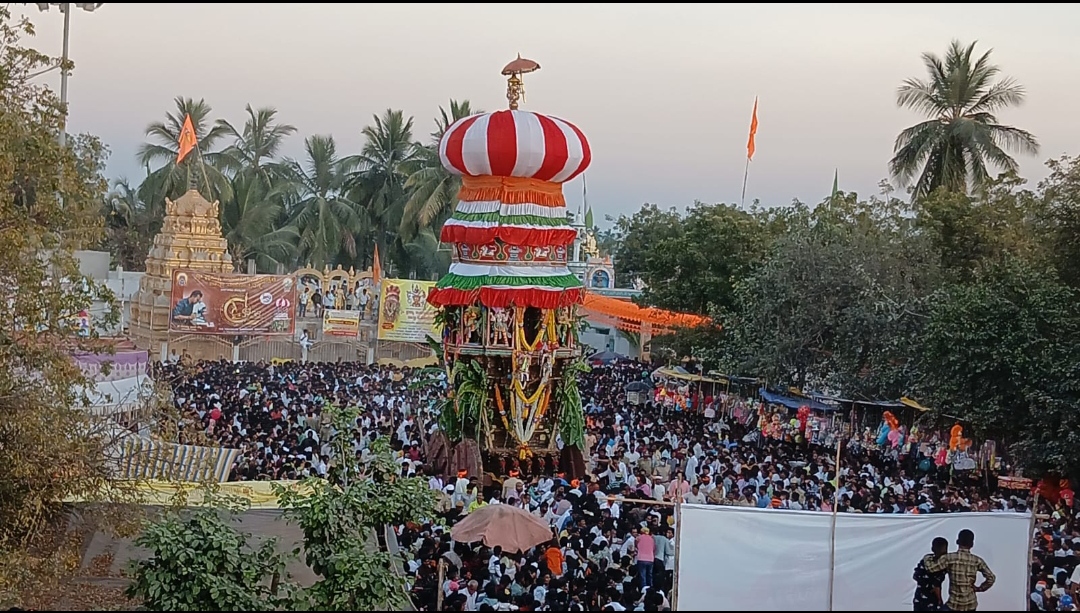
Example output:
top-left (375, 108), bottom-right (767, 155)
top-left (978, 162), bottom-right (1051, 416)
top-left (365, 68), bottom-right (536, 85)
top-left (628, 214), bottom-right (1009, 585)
top-left (450, 503), bottom-right (554, 554)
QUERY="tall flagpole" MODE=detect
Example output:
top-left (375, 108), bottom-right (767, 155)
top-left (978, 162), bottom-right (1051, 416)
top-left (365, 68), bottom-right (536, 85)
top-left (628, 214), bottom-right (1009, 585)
top-left (741, 96), bottom-right (758, 208)
top-left (740, 157), bottom-right (751, 208)
top-left (194, 143), bottom-right (214, 201)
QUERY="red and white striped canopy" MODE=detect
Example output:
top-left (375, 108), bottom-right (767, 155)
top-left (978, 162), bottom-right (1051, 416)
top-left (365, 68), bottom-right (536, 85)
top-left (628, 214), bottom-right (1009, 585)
top-left (439, 110), bottom-right (591, 183)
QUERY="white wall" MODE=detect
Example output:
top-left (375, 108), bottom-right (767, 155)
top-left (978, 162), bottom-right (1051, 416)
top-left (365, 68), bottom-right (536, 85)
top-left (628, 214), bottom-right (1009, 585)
top-left (579, 322), bottom-right (640, 359)
top-left (677, 505), bottom-right (1030, 611)
top-left (75, 250), bottom-right (145, 335)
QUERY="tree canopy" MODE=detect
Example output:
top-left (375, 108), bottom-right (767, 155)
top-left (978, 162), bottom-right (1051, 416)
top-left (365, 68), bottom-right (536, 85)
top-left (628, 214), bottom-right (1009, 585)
top-left (612, 155), bottom-right (1080, 477)
top-left (104, 98), bottom-right (473, 279)
top-left (889, 40), bottom-right (1039, 199)
top-left (0, 8), bottom-right (127, 606)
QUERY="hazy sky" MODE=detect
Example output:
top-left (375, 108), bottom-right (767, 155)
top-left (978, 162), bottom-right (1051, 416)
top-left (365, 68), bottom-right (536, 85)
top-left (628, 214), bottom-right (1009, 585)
top-left (17, 3), bottom-right (1080, 225)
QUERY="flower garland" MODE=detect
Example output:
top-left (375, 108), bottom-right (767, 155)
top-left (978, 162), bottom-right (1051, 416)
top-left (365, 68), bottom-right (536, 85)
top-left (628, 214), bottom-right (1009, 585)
top-left (514, 308), bottom-right (559, 352)
top-left (493, 383), bottom-right (513, 436)
top-left (513, 376), bottom-right (546, 405)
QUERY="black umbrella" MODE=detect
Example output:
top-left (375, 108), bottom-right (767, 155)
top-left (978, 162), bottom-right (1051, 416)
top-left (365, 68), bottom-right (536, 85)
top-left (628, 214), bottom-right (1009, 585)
top-left (588, 350), bottom-right (625, 364)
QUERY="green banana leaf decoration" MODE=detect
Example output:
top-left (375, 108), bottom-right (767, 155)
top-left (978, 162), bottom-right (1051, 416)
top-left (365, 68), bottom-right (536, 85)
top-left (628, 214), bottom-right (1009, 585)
top-left (555, 358), bottom-right (590, 449)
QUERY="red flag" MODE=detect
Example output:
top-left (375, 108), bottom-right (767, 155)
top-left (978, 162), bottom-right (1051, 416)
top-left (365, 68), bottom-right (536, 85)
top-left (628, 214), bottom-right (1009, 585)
top-left (746, 97), bottom-right (759, 161)
top-left (176, 114), bottom-right (197, 164)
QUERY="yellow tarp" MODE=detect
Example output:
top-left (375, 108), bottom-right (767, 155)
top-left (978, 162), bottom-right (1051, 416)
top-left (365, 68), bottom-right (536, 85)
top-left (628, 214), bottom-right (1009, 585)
top-left (653, 368), bottom-right (724, 384)
top-left (66, 479), bottom-right (311, 509)
top-left (900, 396), bottom-right (931, 413)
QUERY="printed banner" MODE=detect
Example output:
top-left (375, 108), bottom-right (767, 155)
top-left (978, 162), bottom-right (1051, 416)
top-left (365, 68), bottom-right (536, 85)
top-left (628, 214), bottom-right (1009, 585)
top-left (169, 270), bottom-right (296, 336)
top-left (323, 308), bottom-right (360, 337)
top-left (377, 278), bottom-right (441, 342)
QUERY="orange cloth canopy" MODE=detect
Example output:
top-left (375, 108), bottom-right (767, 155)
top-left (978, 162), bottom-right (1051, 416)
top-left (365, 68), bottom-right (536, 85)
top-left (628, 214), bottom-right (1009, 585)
top-left (579, 293), bottom-right (710, 334)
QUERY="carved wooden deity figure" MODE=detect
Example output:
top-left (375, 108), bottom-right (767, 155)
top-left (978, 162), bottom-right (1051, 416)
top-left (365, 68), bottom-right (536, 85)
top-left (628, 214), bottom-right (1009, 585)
top-left (490, 307), bottom-right (511, 346)
top-left (461, 306), bottom-right (482, 344)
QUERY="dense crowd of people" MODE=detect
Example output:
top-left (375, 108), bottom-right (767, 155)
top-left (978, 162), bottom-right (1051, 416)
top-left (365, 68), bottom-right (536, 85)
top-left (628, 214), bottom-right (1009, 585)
top-left (159, 357), bottom-right (1077, 611)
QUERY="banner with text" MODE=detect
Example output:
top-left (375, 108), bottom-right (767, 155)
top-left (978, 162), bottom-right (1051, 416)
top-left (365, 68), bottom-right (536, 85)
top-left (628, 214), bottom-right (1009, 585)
top-left (323, 308), bottom-right (360, 337)
top-left (169, 270), bottom-right (296, 336)
top-left (377, 279), bottom-right (440, 342)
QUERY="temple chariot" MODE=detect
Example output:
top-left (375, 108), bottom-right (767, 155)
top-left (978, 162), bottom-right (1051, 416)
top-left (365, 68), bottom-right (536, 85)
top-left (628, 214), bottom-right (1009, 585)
top-left (427, 56), bottom-right (591, 480)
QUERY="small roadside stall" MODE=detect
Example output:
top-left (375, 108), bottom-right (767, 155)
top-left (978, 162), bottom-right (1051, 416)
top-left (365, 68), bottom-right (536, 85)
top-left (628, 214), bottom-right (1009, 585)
top-left (651, 366), bottom-right (724, 411)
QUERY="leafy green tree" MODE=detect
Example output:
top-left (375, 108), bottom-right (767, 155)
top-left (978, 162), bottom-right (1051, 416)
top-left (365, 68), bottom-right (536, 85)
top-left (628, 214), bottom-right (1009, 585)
top-left (890, 40), bottom-right (1039, 199)
top-left (914, 175), bottom-right (1044, 278)
top-left (0, 8), bottom-right (124, 605)
top-left (104, 177), bottom-right (161, 271)
top-left (220, 172), bottom-right (298, 272)
top-left (917, 258), bottom-right (1080, 476)
top-left (283, 135), bottom-right (365, 269)
top-left (138, 96), bottom-right (233, 204)
top-left (612, 204), bottom-right (683, 291)
top-left (348, 109), bottom-right (421, 275)
top-left (276, 405), bottom-right (435, 611)
top-left (719, 196), bottom-right (939, 398)
top-left (218, 104), bottom-right (297, 183)
top-left (401, 100), bottom-right (479, 241)
top-left (400, 226), bottom-right (450, 280)
top-left (594, 221), bottom-right (621, 258)
top-left (126, 492), bottom-right (295, 611)
top-left (1040, 155), bottom-right (1080, 289)
top-left (614, 202), bottom-right (767, 315)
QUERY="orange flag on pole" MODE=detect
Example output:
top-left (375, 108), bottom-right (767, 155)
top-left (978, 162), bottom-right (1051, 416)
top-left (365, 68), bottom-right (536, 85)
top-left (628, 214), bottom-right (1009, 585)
top-left (372, 244), bottom-right (382, 284)
top-left (176, 114), bottom-right (197, 164)
top-left (746, 97), bottom-right (759, 161)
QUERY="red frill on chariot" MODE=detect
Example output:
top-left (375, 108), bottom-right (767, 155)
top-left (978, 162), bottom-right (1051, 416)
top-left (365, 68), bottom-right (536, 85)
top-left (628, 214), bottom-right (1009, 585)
top-left (428, 109), bottom-right (591, 312)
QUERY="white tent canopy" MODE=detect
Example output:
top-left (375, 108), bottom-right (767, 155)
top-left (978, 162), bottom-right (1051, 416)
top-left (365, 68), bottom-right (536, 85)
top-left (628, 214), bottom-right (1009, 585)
top-left (75, 373), bottom-right (153, 416)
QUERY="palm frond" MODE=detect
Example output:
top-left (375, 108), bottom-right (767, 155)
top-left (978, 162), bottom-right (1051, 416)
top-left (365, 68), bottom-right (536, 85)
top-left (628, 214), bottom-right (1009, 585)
top-left (891, 41), bottom-right (1038, 199)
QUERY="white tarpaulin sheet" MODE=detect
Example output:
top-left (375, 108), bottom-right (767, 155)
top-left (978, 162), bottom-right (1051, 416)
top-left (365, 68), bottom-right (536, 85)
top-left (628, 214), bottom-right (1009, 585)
top-left (75, 373), bottom-right (153, 416)
top-left (677, 505), bottom-right (1030, 611)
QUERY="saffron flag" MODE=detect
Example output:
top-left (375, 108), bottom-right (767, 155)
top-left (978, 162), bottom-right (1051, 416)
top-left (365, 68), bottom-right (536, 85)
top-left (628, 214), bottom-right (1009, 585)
top-left (176, 114), bottom-right (197, 164)
top-left (372, 244), bottom-right (382, 284)
top-left (746, 97), bottom-right (759, 161)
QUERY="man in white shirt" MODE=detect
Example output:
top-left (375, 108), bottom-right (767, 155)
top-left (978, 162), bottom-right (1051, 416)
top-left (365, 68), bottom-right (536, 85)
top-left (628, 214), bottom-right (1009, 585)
top-left (684, 453), bottom-right (699, 485)
top-left (684, 484), bottom-right (707, 504)
top-left (502, 471), bottom-right (523, 500)
top-left (461, 580), bottom-right (480, 611)
top-left (488, 546), bottom-right (504, 581)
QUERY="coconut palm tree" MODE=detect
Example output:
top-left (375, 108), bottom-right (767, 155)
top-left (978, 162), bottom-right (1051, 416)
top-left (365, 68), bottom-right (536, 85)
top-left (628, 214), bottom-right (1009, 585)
top-left (349, 109), bottom-right (421, 272)
top-left (137, 97), bottom-right (233, 204)
top-left (890, 40), bottom-right (1039, 200)
top-left (401, 227), bottom-right (451, 280)
top-left (220, 172), bottom-right (299, 273)
top-left (218, 104), bottom-right (297, 183)
top-left (400, 100), bottom-right (480, 241)
top-left (103, 178), bottom-right (155, 271)
top-left (282, 135), bottom-right (366, 270)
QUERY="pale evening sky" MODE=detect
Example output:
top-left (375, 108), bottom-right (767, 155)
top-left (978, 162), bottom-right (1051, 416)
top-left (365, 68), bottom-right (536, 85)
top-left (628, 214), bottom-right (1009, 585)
top-left (17, 3), bottom-right (1080, 225)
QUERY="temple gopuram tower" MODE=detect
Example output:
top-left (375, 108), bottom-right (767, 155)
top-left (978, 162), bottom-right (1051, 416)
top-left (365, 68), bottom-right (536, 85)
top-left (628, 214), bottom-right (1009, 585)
top-left (427, 56), bottom-right (591, 479)
top-left (128, 189), bottom-right (232, 355)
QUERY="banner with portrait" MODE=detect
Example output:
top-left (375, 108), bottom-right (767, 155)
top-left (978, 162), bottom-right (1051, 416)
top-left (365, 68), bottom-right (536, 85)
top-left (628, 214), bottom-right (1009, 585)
top-left (376, 279), bottom-right (440, 342)
top-left (169, 270), bottom-right (296, 336)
